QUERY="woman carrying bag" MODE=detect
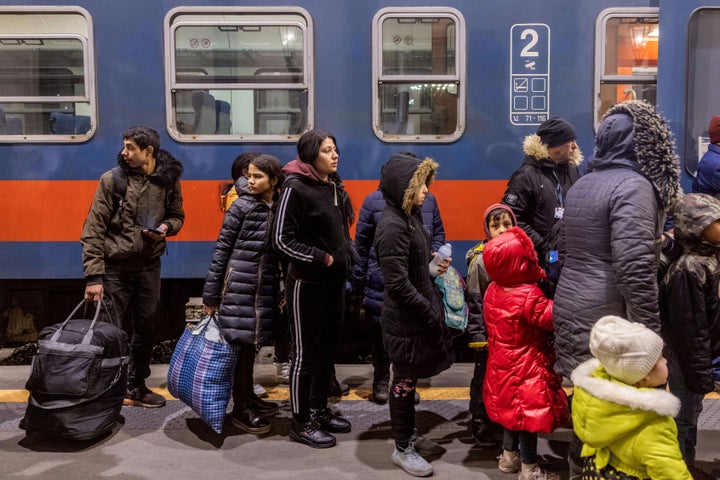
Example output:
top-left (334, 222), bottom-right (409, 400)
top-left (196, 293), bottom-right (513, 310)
top-left (202, 154), bottom-right (284, 434)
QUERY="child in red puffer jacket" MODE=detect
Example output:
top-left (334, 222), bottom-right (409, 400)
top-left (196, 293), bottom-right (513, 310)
top-left (482, 226), bottom-right (568, 480)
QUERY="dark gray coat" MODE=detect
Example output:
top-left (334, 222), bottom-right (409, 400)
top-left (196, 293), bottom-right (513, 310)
top-left (553, 101), bottom-right (681, 380)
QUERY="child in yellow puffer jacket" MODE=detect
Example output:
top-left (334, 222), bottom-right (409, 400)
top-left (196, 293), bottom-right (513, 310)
top-left (571, 315), bottom-right (692, 480)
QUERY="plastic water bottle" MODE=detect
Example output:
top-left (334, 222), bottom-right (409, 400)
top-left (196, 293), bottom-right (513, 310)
top-left (429, 243), bottom-right (452, 277)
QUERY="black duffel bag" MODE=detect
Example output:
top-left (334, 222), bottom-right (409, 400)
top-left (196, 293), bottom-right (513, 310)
top-left (20, 300), bottom-right (129, 440)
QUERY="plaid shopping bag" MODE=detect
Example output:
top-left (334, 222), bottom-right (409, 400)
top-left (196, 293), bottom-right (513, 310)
top-left (167, 315), bottom-right (240, 433)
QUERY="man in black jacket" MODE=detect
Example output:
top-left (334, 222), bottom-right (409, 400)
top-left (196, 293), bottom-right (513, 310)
top-left (501, 117), bottom-right (582, 271)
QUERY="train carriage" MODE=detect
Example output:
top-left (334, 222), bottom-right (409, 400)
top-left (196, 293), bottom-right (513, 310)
top-left (0, 0), bottom-right (718, 336)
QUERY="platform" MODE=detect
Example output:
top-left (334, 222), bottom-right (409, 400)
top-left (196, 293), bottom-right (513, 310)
top-left (1, 363), bottom-right (718, 480)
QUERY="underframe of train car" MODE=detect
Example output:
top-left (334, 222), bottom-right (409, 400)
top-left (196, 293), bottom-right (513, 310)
top-left (0, 279), bottom-right (473, 364)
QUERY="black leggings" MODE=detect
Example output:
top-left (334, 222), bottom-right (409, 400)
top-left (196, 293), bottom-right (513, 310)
top-left (231, 346), bottom-right (255, 413)
top-left (388, 370), bottom-right (417, 447)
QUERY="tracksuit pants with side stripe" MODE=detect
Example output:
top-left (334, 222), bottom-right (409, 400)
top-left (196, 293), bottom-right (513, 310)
top-left (286, 276), bottom-right (345, 422)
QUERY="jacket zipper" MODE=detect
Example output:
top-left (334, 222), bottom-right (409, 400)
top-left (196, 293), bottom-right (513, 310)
top-left (221, 267), bottom-right (233, 300)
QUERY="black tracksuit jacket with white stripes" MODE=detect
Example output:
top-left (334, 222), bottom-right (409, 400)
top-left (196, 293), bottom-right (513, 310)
top-left (272, 159), bottom-right (353, 284)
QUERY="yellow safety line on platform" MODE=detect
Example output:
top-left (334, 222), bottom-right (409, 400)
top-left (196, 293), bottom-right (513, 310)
top-left (2, 388), bottom-right (719, 403)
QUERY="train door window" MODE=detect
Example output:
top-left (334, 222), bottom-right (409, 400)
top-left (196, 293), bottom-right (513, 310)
top-left (0, 7), bottom-right (95, 142)
top-left (594, 8), bottom-right (658, 129)
top-left (165, 8), bottom-right (312, 142)
top-left (372, 7), bottom-right (466, 142)
top-left (684, 8), bottom-right (720, 175)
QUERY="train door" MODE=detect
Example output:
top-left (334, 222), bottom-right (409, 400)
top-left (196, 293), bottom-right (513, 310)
top-left (683, 8), bottom-right (720, 175)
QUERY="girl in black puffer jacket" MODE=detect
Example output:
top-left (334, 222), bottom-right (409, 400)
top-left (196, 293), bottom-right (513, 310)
top-left (202, 154), bottom-right (284, 435)
top-left (375, 152), bottom-right (454, 476)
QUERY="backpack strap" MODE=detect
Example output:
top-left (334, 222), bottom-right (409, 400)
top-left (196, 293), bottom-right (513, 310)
top-left (111, 166), bottom-right (174, 213)
top-left (111, 167), bottom-right (127, 214)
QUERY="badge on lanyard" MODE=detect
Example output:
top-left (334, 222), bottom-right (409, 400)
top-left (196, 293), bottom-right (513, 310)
top-left (554, 207), bottom-right (564, 219)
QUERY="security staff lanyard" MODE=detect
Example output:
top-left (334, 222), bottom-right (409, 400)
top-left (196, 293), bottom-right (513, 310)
top-left (552, 170), bottom-right (565, 219)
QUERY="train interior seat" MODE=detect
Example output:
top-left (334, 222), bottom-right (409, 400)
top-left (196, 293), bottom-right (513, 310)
top-left (74, 115), bottom-right (91, 134)
top-left (190, 91), bottom-right (217, 134)
top-left (215, 100), bottom-right (231, 134)
top-left (395, 91), bottom-right (409, 135)
top-left (49, 112), bottom-right (91, 134)
top-left (0, 108), bottom-right (24, 135)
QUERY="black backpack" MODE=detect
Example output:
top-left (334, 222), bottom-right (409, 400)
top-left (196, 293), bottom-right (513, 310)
top-left (20, 300), bottom-right (129, 440)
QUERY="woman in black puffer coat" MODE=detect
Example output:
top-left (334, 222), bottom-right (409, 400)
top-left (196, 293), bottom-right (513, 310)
top-left (203, 154), bottom-right (284, 435)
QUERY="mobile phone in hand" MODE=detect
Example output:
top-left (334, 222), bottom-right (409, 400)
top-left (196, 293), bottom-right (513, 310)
top-left (147, 227), bottom-right (163, 235)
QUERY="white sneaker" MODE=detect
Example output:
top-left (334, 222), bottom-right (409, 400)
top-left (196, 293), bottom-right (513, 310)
top-left (253, 383), bottom-right (268, 398)
top-left (391, 444), bottom-right (433, 477)
top-left (276, 362), bottom-right (290, 384)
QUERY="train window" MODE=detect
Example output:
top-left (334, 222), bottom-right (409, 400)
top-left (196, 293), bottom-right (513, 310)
top-left (0, 7), bottom-right (95, 142)
top-left (594, 8), bottom-right (658, 129)
top-left (372, 8), bottom-right (466, 142)
top-left (684, 8), bottom-right (720, 175)
top-left (165, 8), bottom-right (313, 142)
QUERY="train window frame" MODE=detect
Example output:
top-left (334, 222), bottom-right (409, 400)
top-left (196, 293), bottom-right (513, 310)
top-left (372, 7), bottom-right (466, 143)
top-left (683, 7), bottom-right (720, 176)
top-left (0, 6), bottom-right (96, 143)
top-left (164, 7), bottom-right (314, 143)
top-left (594, 7), bottom-right (659, 130)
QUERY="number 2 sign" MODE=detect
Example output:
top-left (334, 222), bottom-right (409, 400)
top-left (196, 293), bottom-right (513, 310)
top-left (510, 24), bottom-right (550, 125)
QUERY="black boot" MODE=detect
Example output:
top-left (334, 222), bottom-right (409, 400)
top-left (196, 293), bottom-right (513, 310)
top-left (311, 407), bottom-right (351, 433)
top-left (328, 376), bottom-right (350, 397)
top-left (471, 416), bottom-right (498, 448)
top-left (290, 418), bottom-right (336, 449)
top-left (231, 408), bottom-right (271, 434)
top-left (372, 364), bottom-right (390, 405)
top-left (372, 381), bottom-right (389, 405)
top-left (250, 394), bottom-right (279, 416)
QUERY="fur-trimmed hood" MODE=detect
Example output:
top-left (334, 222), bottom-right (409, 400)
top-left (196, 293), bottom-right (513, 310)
top-left (522, 133), bottom-right (583, 167)
top-left (379, 153), bottom-right (438, 216)
top-left (673, 192), bottom-right (720, 255)
top-left (592, 100), bottom-right (682, 210)
top-left (571, 359), bottom-right (692, 478)
top-left (117, 148), bottom-right (183, 188)
top-left (572, 359), bottom-right (680, 419)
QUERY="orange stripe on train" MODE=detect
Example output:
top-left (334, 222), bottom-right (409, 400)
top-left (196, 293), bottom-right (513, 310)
top-left (0, 179), bottom-right (508, 242)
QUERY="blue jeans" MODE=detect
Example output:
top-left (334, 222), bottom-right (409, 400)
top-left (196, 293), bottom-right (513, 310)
top-left (667, 350), bottom-right (704, 465)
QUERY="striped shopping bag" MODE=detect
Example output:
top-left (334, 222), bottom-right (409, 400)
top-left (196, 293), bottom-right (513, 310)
top-left (167, 314), bottom-right (240, 433)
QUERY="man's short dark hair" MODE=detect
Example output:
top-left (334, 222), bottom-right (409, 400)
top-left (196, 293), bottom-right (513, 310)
top-left (122, 126), bottom-right (160, 155)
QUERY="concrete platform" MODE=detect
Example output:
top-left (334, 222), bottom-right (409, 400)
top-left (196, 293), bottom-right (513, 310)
top-left (1, 363), bottom-right (718, 480)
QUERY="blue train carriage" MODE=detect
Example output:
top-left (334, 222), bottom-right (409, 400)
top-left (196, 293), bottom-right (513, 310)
top-left (0, 0), bottom-right (715, 338)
